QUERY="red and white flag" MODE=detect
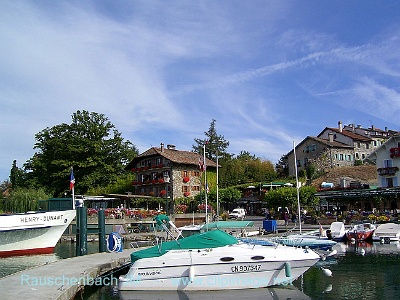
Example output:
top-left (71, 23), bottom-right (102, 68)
top-left (198, 157), bottom-right (205, 172)
top-left (70, 168), bottom-right (75, 191)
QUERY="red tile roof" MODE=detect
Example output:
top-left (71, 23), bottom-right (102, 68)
top-left (125, 147), bottom-right (218, 170)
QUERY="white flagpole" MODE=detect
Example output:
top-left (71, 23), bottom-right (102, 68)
top-left (71, 167), bottom-right (75, 209)
top-left (204, 143), bottom-right (208, 224)
top-left (216, 150), bottom-right (219, 220)
top-left (293, 141), bottom-right (302, 234)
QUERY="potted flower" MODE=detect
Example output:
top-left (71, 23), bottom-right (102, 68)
top-left (183, 176), bottom-right (190, 183)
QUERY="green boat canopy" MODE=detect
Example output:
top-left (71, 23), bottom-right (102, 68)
top-left (131, 229), bottom-right (238, 263)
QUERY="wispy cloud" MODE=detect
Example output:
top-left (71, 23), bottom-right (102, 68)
top-left (1, 1), bottom-right (400, 181)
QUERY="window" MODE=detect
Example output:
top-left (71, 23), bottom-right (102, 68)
top-left (182, 186), bottom-right (189, 193)
top-left (192, 186), bottom-right (200, 191)
top-left (384, 159), bottom-right (393, 168)
top-left (182, 170), bottom-right (188, 177)
top-left (139, 174), bottom-right (145, 182)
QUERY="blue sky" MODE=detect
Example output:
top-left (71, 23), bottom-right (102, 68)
top-left (1, 0), bottom-right (400, 182)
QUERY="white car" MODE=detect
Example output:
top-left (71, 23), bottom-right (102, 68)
top-left (229, 208), bottom-right (246, 220)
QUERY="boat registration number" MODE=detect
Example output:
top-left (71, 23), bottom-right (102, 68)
top-left (231, 264), bottom-right (261, 273)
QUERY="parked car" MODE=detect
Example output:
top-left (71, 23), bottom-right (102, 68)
top-left (229, 208), bottom-right (246, 220)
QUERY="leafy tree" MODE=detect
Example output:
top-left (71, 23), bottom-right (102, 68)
top-left (264, 186), bottom-right (318, 212)
top-left (3, 187), bottom-right (51, 213)
top-left (24, 110), bottom-right (138, 196)
top-left (193, 119), bottom-right (230, 160)
top-left (10, 160), bottom-right (26, 188)
top-left (218, 154), bottom-right (276, 187)
top-left (275, 155), bottom-right (289, 178)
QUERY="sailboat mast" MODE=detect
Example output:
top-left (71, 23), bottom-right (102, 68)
top-left (216, 150), bottom-right (219, 220)
top-left (204, 143), bottom-right (208, 224)
top-left (293, 141), bottom-right (302, 234)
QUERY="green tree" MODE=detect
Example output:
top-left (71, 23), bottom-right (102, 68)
top-left (193, 119), bottom-right (231, 160)
top-left (24, 110), bottom-right (138, 196)
top-left (218, 153), bottom-right (276, 187)
top-left (10, 160), bottom-right (26, 188)
top-left (3, 187), bottom-right (51, 213)
top-left (275, 155), bottom-right (289, 178)
top-left (264, 186), bottom-right (318, 212)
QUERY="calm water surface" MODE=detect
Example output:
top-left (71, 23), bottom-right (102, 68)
top-left (1, 240), bottom-right (400, 300)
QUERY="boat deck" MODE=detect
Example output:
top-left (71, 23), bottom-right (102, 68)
top-left (0, 251), bottom-right (130, 300)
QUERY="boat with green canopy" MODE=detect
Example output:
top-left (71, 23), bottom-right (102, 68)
top-left (119, 215), bottom-right (320, 291)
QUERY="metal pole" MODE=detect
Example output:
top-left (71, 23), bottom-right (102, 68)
top-left (216, 150), bottom-right (219, 220)
top-left (293, 141), bottom-right (302, 234)
top-left (76, 206), bottom-right (87, 256)
top-left (204, 144), bottom-right (208, 224)
top-left (98, 209), bottom-right (106, 253)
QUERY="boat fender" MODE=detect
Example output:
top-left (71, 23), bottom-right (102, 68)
top-left (321, 266), bottom-right (333, 277)
top-left (284, 262), bottom-right (291, 277)
top-left (189, 266), bottom-right (195, 283)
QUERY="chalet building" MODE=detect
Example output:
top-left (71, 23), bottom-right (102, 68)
top-left (367, 135), bottom-right (400, 188)
top-left (125, 143), bottom-right (217, 207)
top-left (287, 121), bottom-right (398, 177)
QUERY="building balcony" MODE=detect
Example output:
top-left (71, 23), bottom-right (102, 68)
top-left (377, 167), bottom-right (399, 176)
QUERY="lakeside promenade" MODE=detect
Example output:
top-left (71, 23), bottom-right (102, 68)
top-left (0, 251), bottom-right (130, 300)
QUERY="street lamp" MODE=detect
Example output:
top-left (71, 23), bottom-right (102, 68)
top-left (163, 174), bottom-right (170, 215)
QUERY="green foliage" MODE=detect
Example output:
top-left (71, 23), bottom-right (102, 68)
top-left (264, 186), bottom-right (318, 211)
top-left (3, 187), bottom-right (51, 213)
top-left (87, 173), bottom-right (136, 195)
top-left (23, 110), bottom-right (138, 196)
top-left (10, 160), bottom-right (26, 188)
top-left (193, 119), bottom-right (231, 160)
top-left (354, 159), bottom-right (363, 166)
top-left (218, 155), bottom-right (276, 187)
top-left (275, 155), bottom-right (289, 178)
top-left (218, 187), bottom-right (242, 203)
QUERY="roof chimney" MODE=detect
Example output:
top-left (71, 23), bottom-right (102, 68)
top-left (338, 121), bottom-right (343, 133)
top-left (160, 143), bottom-right (164, 152)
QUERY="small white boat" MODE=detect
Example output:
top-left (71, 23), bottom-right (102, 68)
top-left (270, 235), bottom-right (337, 251)
top-left (119, 215), bottom-right (320, 291)
top-left (327, 221), bottom-right (348, 241)
top-left (372, 222), bottom-right (400, 242)
top-left (346, 222), bottom-right (376, 241)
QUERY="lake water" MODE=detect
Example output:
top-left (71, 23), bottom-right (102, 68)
top-left (1, 240), bottom-right (400, 300)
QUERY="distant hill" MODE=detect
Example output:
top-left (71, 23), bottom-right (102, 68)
top-left (311, 165), bottom-right (378, 188)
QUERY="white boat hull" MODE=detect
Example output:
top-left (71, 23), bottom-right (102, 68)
top-left (372, 223), bottom-right (400, 242)
top-left (0, 210), bottom-right (76, 257)
top-left (119, 242), bottom-right (320, 291)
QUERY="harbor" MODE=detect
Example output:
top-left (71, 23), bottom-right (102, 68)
top-left (1, 217), bottom-right (400, 299)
